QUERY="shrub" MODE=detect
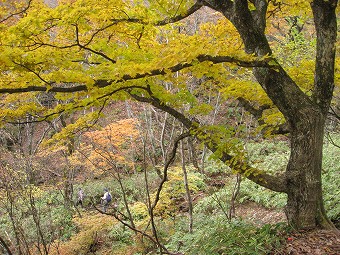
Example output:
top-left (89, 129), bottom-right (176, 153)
top-left (109, 224), bottom-right (133, 245)
top-left (129, 166), bottom-right (205, 221)
top-left (203, 155), bottom-right (231, 176)
top-left (130, 201), bottom-right (149, 221)
top-left (51, 213), bottom-right (115, 255)
top-left (153, 166), bottom-right (205, 218)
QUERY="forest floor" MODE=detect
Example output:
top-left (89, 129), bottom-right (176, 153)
top-left (279, 229), bottom-right (340, 255)
top-left (235, 202), bottom-right (340, 255)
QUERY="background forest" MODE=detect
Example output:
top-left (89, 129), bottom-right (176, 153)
top-left (0, 0), bottom-right (339, 254)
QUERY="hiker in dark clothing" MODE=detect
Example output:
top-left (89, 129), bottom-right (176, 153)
top-left (101, 188), bottom-right (112, 212)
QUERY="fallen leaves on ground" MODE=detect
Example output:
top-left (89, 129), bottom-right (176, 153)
top-left (279, 229), bottom-right (340, 255)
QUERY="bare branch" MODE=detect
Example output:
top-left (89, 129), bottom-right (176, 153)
top-left (73, 24), bottom-right (117, 64)
top-left (7, 93), bottom-right (109, 125)
top-left (326, 133), bottom-right (340, 149)
top-left (91, 202), bottom-right (179, 255)
top-left (151, 131), bottom-right (191, 211)
top-left (92, 202), bottom-right (159, 246)
top-left (328, 105), bottom-right (340, 120)
top-left (12, 61), bottom-right (52, 86)
top-left (0, 236), bottom-right (13, 255)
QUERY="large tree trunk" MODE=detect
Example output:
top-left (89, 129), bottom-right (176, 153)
top-left (286, 107), bottom-right (333, 229)
top-left (204, 0), bottom-right (338, 229)
top-left (284, 0), bottom-right (337, 229)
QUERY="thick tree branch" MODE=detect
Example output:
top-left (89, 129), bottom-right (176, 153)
top-left (127, 86), bottom-right (194, 128)
top-left (311, 0), bottom-right (338, 114)
top-left (6, 86), bottom-right (133, 125)
top-left (249, 0), bottom-right (268, 33)
top-left (237, 97), bottom-right (270, 120)
top-left (0, 54), bottom-right (276, 94)
top-left (154, 1), bottom-right (204, 26)
top-left (209, 141), bottom-right (287, 192)
top-left (109, 1), bottom-right (203, 26)
top-left (204, 0), bottom-right (321, 127)
top-left (201, 0), bottom-right (233, 11)
top-left (271, 123), bottom-right (290, 135)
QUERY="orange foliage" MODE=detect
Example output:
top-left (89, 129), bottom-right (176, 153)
top-left (77, 118), bottom-right (140, 176)
top-left (85, 118), bottom-right (139, 151)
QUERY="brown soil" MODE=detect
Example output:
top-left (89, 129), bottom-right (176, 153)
top-left (235, 201), bottom-right (286, 225)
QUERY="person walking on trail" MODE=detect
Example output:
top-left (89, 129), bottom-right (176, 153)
top-left (76, 188), bottom-right (85, 208)
top-left (101, 188), bottom-right (112, 212)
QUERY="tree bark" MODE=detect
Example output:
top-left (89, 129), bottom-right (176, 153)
top-left (285, 107), bottom-right (333, 229)
top-left (284, 0), bottom-right (337, 229)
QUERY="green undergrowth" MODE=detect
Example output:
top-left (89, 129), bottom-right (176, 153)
top-left (1, 135), bottom-right (337, 254)
top-left (58, 134), bottom-right (340, 254)
top-left (165, 135), bottom-right (339, 254)
top-left (166, 215), bottom-right (288, 255)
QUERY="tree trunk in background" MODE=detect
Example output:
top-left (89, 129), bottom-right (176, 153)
top-left (143, 105), bottom-right (158, 167)
top-left (181, 137), bottom-right (193, 233)
top-left (60, 115), bottom-right (75, 208)
top-left (188, 137), bottom-right (199, 171)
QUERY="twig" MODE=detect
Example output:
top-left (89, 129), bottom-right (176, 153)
top-left (326, 133), bottom-right (340, 149)
top-left (0, 0), bottom-right (32, 23)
